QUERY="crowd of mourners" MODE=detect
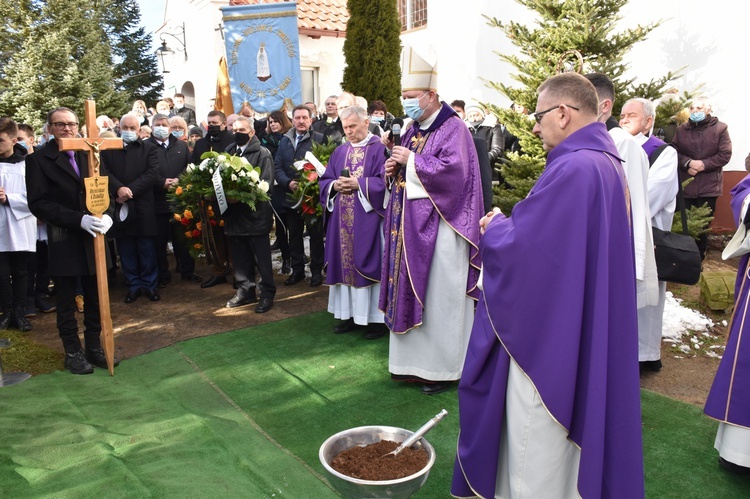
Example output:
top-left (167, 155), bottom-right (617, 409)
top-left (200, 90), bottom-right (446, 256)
top-left (1, 45), bottom-right (747, 494)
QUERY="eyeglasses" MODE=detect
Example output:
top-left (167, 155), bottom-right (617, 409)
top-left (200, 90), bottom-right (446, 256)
top-left (533, 104), bottom-right (579, 124)
top-left (51, 122), bottom-right (79, 129)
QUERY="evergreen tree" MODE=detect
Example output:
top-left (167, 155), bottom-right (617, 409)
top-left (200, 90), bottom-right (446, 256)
top-left (103, 1), bottom-right (164, 109)
top-left (485, 0), bottom-right (682, 214)
top-left (0, 0), bottom-right (162, 130)
top-left (342, 0), bottom-right (403, 116)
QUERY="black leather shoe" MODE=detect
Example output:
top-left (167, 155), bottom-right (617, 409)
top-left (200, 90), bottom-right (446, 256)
top-left (181, 273), bottom-right (203, 283)
top-left (85, 347), bottom-right (120, 369)
top-left (200, 275), bottom-right (227, 288)
top-left (146, 289), bottom-right (161, 302)
top-left (421, 381), bottom-right (453, 395)
top-left (0, 312), bottom-right (13, 330)
top-left (284, 272), bottom-right (305, 286)
top-left (35, 293), bottom-right (56, 313)
top-left (13, 311), bottom-right (32, 332)
top-left (639, 359), bottom-right (662, 373)
top-left (310, 273), bottom-right (323, 287)
top-left (125, 289), bottom-right (141, 303)
top-left (333, 318), bottom-right (355, 334)
top-left (255, 297), bottom-right (274, 313)
top-left (364, 323), bottom-right (388, 340)
top-left (64, 350), bottom-right (94, 375)
top-left (719, 457), bottom-right (750, 474)
top-left (281, 259), bottom-right (291, 275)
top-left (226, 290), bottom-right (257, 308)
top-left (157, 278), bottom-right (170, 288)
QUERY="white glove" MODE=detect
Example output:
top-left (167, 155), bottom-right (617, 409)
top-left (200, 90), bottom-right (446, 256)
top-left (80, 215), bottom-right (100, 237)
top-left (93, 214), bottom-right (113, 235)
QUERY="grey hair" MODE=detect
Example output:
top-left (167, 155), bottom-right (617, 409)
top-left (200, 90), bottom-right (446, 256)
top-left (120, 113), bottom-right (141, 125)
top-left (339, 106), bottom-right (368, 122)
top-left (630, 98), bottom-right (655, 121)
top-left (692, 95), bottom-right (713, 113)
top-left (152, 113), bottom-right (171, 123)
top-left (233, 115), bottom-right (255, 129)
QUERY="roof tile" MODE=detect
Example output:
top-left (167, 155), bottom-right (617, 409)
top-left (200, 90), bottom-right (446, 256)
top-left (228, 0), bottom-right (349, 35)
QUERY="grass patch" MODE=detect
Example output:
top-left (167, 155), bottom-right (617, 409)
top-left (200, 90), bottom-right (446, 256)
top-left (0, 329), bottom-right (62, 375)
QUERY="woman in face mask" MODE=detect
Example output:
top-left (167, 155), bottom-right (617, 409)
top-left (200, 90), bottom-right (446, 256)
top-left (671, 95), bottom-right (733, 260)
top-left (169, 116), bottom-right (189, 144)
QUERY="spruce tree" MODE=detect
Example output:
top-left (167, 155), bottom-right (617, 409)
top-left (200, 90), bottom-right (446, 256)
top-left (0, 0), bottom-right (161, 130)
top-left (485, 0), bottom-right (682, 214)
top-left (341, 0), bottom-right (403, 116)
top-left (104, 1), bottom-right (164, 108)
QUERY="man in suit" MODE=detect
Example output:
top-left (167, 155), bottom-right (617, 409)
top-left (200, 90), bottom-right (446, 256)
top-left (102, 114), bottom-right (160, 304)
top-left (147, 113), bottom-right (201, 287)
top-left (274, 105), bottom-right (325, 287)
top-left (26, 107), bottom-right (116, 374)
top-left (191, 110), bottom-right (235, 289)
top-left (173, 93), bottom-right (197, 127)
top-left (223, 116), bottom-right (275, 313)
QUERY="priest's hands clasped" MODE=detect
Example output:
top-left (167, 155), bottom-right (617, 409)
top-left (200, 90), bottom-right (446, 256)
top-left (479, 207), bottom-right (503, 235)
top-left (334, 176), bottom-right (359, 195)
top-left (80, 214), bottom-right (114, 238)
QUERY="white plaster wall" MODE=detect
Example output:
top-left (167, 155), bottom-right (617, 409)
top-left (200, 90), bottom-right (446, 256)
top-left (415, 0), bottom-right (744, 170)
top-left (299, 35), bottom-right (346, 107)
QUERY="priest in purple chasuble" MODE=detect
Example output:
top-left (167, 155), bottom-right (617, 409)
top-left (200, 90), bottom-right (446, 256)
top-left (380, 45), bottom-right (482, 395)
top-left (704, 173), bottom-right (750, 473)
top-left (319, 106), bottom-right (387, 336)
top-left (452, 72), bottom-right (645, 498)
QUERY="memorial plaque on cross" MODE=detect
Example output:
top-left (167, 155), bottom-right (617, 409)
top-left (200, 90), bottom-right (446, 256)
top-left (58, 99), bottom-right (123, 376)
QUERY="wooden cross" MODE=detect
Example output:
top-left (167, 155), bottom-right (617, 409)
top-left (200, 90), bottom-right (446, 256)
top-left (58, 100), bottom-right (123, 375)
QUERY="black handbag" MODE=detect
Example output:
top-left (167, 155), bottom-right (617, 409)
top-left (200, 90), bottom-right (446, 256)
top-left (651, 173), bottom-right (701, 285)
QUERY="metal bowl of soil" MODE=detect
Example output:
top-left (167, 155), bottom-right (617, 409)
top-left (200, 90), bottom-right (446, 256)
top-left (319, 425), bottom-right (436, 499)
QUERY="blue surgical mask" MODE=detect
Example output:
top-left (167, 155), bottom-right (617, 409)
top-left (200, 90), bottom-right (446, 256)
top-left (121, 130), bottom-right (138, 143)
top-left (152, 126), bottom-right (170, 140)
top-left (171, 130), bottom-right (185, 139)
top-left (17, 141), bottom-right (28, 151)
top-left (689, 111), bottom-right (706, 123)
top-left (402, 92), bottom-right (428, 121)
top-left (370, 116), bottom-right (384, 124)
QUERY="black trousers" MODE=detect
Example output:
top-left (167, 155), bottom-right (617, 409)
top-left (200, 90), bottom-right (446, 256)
top-left (0, 251), bottom-right (30, 312)
top-left (53, 274), bottom-right (101, 354)
top-left (229, 235), bottom-right (276, 300)
top-left (155, 213), bottom-right (196, 279)
top-left (26, 240), bottom-right (50, 297)
top-left (684, 196), bottom-right (717, 260)
top-left (286, 210), bottom-right (324, 274)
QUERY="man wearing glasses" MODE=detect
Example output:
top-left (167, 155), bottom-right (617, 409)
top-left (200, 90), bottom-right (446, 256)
top-left (453, 72), bottom-right (644, 498)
top-left (26, 107), bottom-right (116, 375)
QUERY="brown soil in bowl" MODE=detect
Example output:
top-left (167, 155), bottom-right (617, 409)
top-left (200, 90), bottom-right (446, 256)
top-left (331, 440), bottom-right (429, 481)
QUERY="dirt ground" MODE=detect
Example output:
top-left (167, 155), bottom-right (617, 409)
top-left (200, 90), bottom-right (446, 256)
top-left (21, 242), bottom-right (739, 408)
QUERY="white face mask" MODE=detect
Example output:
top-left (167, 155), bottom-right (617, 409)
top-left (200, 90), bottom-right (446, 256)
top-left (152, 126), bottom-right (170, 140)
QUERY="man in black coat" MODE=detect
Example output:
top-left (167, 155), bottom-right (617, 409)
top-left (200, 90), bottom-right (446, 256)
top-left (191, 110), bottom-right (235, 288)
top-left (147, 113), bottom-right (201, 287)
top-left (274, 105), bottom-right (325, 287)
top-left (223, 116), bottom-right (275, 313)
top-left (102, 114), bottom-right (160, 304)
top-left (25, 107), bottom-right (116, 374)
top-left (173, 93), bottom-right (197, 127)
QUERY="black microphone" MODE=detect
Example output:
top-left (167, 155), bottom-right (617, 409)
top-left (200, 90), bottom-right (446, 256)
top-left (391, 118), bottom-right (404, 147)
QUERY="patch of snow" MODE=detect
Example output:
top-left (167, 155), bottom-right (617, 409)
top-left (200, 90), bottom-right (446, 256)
top-left (661, 291), bottom-right (714, 341)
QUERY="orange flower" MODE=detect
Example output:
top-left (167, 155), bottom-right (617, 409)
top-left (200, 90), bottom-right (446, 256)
top-left (308, 171), bottom-right (318, 182)
top-left (196, 222), bottom-right (202, 231)
top-left (175, 186), bottom-right (183, 195)
top-left (219, 220), bottom-right (225, 227)
top-left (174, 213), bottom-right (181, 222)
top-left (193, 243), bottom-right (202, 250)
top-left (185, 231), bottom-right (193, 239)
top-left (183, 209), bottom-right (193, 219)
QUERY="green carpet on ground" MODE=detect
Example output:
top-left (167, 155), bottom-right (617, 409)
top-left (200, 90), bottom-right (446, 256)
top-left (1, 311), bottom-right (749, 497)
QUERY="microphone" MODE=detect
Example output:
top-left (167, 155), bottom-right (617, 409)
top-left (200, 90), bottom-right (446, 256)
top-left (391, 118), bottom-right (403, 147)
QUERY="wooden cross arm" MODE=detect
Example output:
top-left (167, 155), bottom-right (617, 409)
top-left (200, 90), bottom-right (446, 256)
top-left (58, 137), bottom-right (124, 152)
